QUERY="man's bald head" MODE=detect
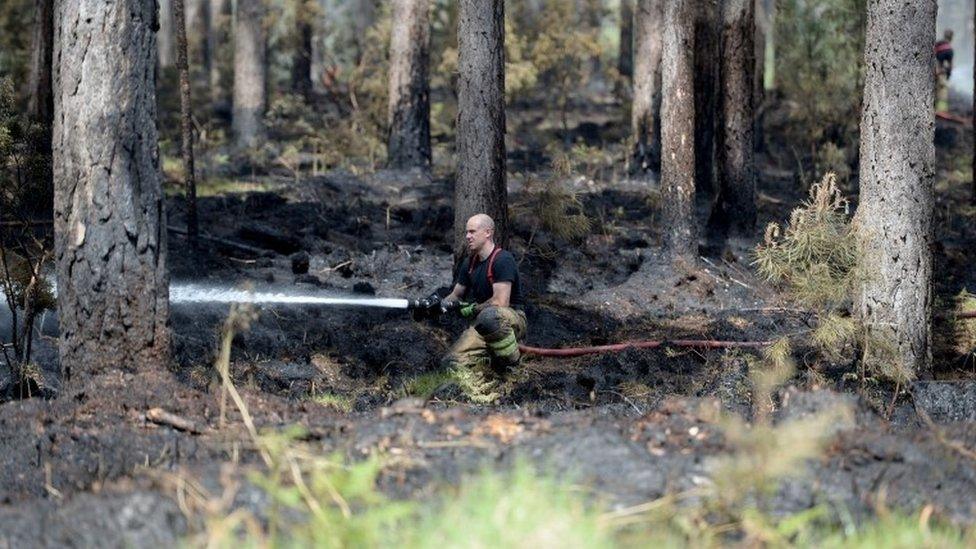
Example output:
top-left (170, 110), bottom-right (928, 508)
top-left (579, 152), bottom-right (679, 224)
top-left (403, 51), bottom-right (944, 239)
top-left (464, 213), bottom-right (496, 256)
top-left (467, 214), bottom-right (495, 232)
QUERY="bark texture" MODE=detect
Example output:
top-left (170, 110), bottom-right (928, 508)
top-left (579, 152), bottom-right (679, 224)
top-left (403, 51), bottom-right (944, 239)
top-left (660, 0), bottom-right (698, 259)
top-left (631, 0), bottom-right (663, 173)
top-left (27, 0), bottom-right (55, 122)
top-left (291, 3), bottom-right (314, 99)
top-left (158, 0), bottom-right (176, 68)
top-left (174, 0), bottom-right (199, 241)
top-left (454, 0), bottom-right (507, 256)
top-left (232, 0), bottom-right (267, 149)
top-left (854, 0), bottom-right (936, 378)
top-left (53, 0), bottom-right (170, 378)
top-left (387, 0), bottom-right (431, 169)
top-left (618, 0), bottom-right (634, 79)
top-left (709, 0), bottom-right (756, 238)
top-left (208, 0), bottom-right (231, 111)
top-left (693, 0), bottom-right (719, 196)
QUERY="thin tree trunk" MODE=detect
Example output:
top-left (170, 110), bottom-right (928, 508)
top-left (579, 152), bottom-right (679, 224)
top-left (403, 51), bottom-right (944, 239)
top-left (708, 0), bottom-right (756, 240)
top-left (233, 0), bottom-right (267, 149)
top-left (972, 4), bottom-right (975, 205)
top-left (27, 0), bottom-right (54, 122)
top-left (854, 0), bottom-right (936, 379)
top-left (618, 0), bottom-right (633, 79)
top-left (631, 0), bottom-right (663, 173)
top-left (292, 1), bottom-right (315, 99)
top-left (387, 0), bottom-right (431, 170)
top-left (174, 0), bottom-right (199, 243)
top-left (53, 0), bottom-right (170, 379)
top-left (454, 0), bottom-right (507, 257)
top-left (660, 0), bottom-right (698, 260)
top-left (693, 0), bottom-right (720, 196)
top-left (158, 0), bottom-right (176, 69)
top-left (208, 0), bottom-right (231, 112)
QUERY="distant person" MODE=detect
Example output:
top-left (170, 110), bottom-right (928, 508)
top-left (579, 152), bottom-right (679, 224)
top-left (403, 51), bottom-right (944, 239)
top-left (935, 29), bottom-right (954, 112)
top-left (440, 213), bottom-right (526, 398)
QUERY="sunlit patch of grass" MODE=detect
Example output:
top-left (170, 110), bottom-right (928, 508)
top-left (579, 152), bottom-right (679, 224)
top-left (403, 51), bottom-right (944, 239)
top-left (162, 176), bottom-right (284, 198)
top-left (310, 392), bottom-right (353, 413)
top-left (402, 370), bottom-right (459, 400)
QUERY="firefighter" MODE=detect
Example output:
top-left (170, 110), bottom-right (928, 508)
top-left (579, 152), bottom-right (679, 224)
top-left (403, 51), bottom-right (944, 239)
top-left (935, 29), bottom-right (954, 112)
top-left (440, 214), bottom-right (526, 396)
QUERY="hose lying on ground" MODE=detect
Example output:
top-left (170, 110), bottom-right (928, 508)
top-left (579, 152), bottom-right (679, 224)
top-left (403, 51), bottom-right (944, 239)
top-left (517, 311), bottom-right (976, 357)
top-left (518, 339), bottom-right (772, 358)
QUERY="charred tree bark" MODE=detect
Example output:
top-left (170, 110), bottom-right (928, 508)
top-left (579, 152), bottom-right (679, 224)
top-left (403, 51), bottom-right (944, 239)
top-left (27, 0), bottom-right (54, 122)
top-left (291, 1), bottom-right (315, 99)
top-left (232, 0), bottom-right (267, 149)
top-left (454, 0), bottom-right (507, 257)
top-left (174, 0), bottom-right (199, 242)
top-left (631, 0), bottom-right (663, 174)
top-left (693, 0), bottom-right (719, 196)
top-left (708, 0), bottom-right (756, 241)
top-left (53, 0), bottom-right (170, 379)
top-left (660, 0), bottom-right (698, 260)
top-left (158, 0), bottom-right (176, 69)
top-left (387, 0), bottom-right (431, 170)
top-left (854, 0), bottom-right (935, 378)
top-left (618, 0), bottom-right (634, 79)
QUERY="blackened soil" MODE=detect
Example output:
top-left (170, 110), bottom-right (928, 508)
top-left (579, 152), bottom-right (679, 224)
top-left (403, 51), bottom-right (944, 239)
top-left (2, 116), bottom-right (976, 546)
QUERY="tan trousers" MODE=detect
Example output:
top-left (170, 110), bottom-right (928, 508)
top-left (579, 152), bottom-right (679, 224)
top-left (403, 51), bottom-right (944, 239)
top-left (443, 306), bottom-right (527, 372)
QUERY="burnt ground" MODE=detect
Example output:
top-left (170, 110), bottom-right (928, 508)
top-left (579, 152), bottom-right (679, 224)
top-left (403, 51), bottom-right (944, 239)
top-left (2, 104), bottom-right (976, 545)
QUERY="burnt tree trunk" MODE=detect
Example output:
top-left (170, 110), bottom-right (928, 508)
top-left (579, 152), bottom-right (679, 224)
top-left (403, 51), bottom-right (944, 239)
top-left (708, 0), bottom-right (756, 240)
top-left (291, 1), bottom-right (315, 99)
top-left (454, 0), bottom-right (507, 256)
top-left (158, 0), bottom-right (176, 69)
top-left (693, 0), bottom-right (719, 196)
top-left (174, 0), bottom-right (199, 242)
top-left (972, 4), bottom-right (975, 205)
top-left (387, 0), bottom-right (431, 170)
top-left (854, 0), bottom-right (936, 379)
top-left (618, 0), bottom-right (633, 79)
top-left (27, 0), bottom-right (54, 122)
top-left (660, 0), bottom-right (697, 260)
top-left (233, 0), bottom-right (267, 149)
top-left (631, 0), bottom-right (663, 173)
top-left (53, 0), bottom-right (170, 379)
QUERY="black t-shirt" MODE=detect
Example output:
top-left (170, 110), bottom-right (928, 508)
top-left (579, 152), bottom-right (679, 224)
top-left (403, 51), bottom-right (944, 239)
top-left (455, 248), bottom-right (524, 307)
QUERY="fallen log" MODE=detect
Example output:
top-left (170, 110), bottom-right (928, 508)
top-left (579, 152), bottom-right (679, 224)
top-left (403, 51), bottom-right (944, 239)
top-left (167, 225), bottom-right (269, 257)
top-left (146, 407), bottom-right (203, 434)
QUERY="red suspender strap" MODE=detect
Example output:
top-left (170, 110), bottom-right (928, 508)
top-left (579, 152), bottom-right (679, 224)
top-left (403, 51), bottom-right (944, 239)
top-left (468, 247), bottom-right (503, 285)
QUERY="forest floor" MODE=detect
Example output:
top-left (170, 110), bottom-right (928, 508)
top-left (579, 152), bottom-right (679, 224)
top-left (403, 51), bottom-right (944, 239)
top-left (1, 98), bottom-right (976, 545)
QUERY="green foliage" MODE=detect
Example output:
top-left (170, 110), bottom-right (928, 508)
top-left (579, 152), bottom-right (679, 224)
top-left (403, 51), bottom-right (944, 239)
top-left (819, 511), bottom-right (976, 548)
top-left (402, 369), bottom-right (459, 400)
top-left (0, 0), bottom-right (32, 87)
top-left (311, 392), bottom-right (354, 413)
top-left (754, 173), bottom-right (858, 311)
top-left (773, 0), bottom-right (867, 174)
top-left (407, 462), bottom-right (612, 549)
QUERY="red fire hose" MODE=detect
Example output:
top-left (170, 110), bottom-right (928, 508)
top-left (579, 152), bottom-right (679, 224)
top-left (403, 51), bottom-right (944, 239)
top-left (518, 311), bottom-right (976, 358)
top-left (518, 338), bottom-right (772, 358)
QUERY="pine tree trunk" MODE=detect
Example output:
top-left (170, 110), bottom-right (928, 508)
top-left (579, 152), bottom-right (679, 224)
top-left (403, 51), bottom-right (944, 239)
top-left (693, 0), bottom-right (719, 196)
top-left (454, 0), bottom-right (507, 257)
top-left (174, 0), bottom-right (199, 242)
top-left (387, 0), bottom-right (431, 170)
top-left (631, 0), bottom-right (663, 173)
top-left (709, 0), bottom-right (756, 239)
top-left (660, 0), bottom-right (698, 260)
top-left (233, 0), bottom-right (267, 149)
top-left (208, 0), bottom-right (231, 112)
top-left (53, 0), bottom-right (170, 379)
top-left (618, 0), bottom-right (633, 79)
top-left (854, 0), bottom-right (935, 379)
top-left (27, 0), bottom-right (54, 122)
top-left (185, 0), bottom-right (211, 95)
top-left (292, 2), bottom-right (315, 99)
top-left (158, 0), bottom-right (176, 69)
